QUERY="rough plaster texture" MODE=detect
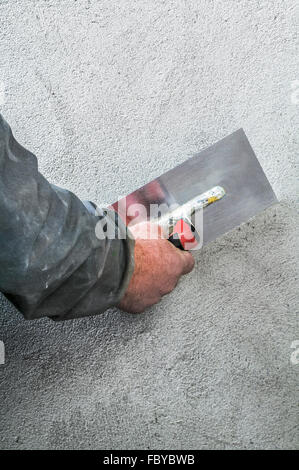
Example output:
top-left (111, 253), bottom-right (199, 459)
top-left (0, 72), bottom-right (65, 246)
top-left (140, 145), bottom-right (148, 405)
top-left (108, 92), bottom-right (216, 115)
top-left (0, 0), bottom-right (298, 449)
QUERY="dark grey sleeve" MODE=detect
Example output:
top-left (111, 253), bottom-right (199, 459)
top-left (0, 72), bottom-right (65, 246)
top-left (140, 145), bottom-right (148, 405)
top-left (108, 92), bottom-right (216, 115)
top-left (0, 115), bottom-right (134, 320)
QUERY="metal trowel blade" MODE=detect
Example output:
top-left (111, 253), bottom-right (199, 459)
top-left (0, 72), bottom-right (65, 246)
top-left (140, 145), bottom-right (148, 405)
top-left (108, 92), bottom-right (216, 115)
top-left (112, 129), bottom-right (278, 246)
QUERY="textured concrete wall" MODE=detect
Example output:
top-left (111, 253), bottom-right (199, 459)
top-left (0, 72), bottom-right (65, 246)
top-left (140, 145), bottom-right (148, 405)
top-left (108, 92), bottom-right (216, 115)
top-left (0, 0), bottom-right (298, 449)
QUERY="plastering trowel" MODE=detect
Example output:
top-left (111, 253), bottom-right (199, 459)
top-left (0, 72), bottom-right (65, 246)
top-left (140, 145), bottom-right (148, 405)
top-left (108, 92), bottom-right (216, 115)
top-left (112, 129), bottom-right (277, 250)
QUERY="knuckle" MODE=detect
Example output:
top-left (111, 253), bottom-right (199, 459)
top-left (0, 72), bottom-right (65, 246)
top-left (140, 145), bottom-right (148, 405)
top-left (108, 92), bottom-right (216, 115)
top-left (173, 258), bottom-right (184, 276)
top-left (132, 306), bottom-right (146, 314)
top-left (161, 285), bottom-right (172, 295)
top-left (164, 279), bottom-right (177, 294)
top-left (152, 295), bottom-right (162, 305)
top-left (185, 253), bottom-right (195, 272)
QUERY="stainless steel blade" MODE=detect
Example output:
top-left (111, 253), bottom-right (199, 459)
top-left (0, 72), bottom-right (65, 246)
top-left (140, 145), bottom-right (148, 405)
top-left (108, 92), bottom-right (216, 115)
top-left (112, 129), bottom-right (278, 246)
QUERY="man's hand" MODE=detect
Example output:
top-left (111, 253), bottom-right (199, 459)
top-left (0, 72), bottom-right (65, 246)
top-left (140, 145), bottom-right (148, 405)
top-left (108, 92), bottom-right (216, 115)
top-left (118, 223), bottom-right (195, 314)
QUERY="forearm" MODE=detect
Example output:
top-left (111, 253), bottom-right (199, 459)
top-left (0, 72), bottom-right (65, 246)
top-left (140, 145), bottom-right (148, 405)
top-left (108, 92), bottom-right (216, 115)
top-left (0, 115), bottom-right (134, 320)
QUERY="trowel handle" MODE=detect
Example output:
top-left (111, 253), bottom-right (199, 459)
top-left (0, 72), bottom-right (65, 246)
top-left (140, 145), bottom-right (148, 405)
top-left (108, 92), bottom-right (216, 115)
top-left (168, 218), bottom-right (197, 251)
top-left (168, 233), bottom-right (185, 250)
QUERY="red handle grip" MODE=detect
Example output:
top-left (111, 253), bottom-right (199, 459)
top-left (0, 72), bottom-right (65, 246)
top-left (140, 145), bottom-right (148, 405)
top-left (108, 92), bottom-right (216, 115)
top-left (168, 219), bottom-right (198, 251)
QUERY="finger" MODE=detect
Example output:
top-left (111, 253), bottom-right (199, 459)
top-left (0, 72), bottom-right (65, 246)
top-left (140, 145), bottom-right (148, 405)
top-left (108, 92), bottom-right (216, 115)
top-left (179, 250), bottom-right (195, 275)
top-left (130, 222), bottom-right (165, 240)
top-left (160, 278), bottom-right (178, 296)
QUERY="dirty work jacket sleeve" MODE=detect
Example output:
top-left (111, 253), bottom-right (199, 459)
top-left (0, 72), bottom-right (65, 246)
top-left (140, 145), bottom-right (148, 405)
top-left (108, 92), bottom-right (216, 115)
top-left (0, 115), bottom-right (134, 320)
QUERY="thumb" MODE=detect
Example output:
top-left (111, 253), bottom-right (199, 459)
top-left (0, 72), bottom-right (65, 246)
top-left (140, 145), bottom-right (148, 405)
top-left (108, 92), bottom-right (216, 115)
top-left (179, 250), bottom-right (195, 275)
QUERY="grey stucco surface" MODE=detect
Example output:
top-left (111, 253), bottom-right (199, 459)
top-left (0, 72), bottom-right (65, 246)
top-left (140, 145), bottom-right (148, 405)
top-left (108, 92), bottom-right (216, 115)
top-left (0, 0), bottom-right (298, 449)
